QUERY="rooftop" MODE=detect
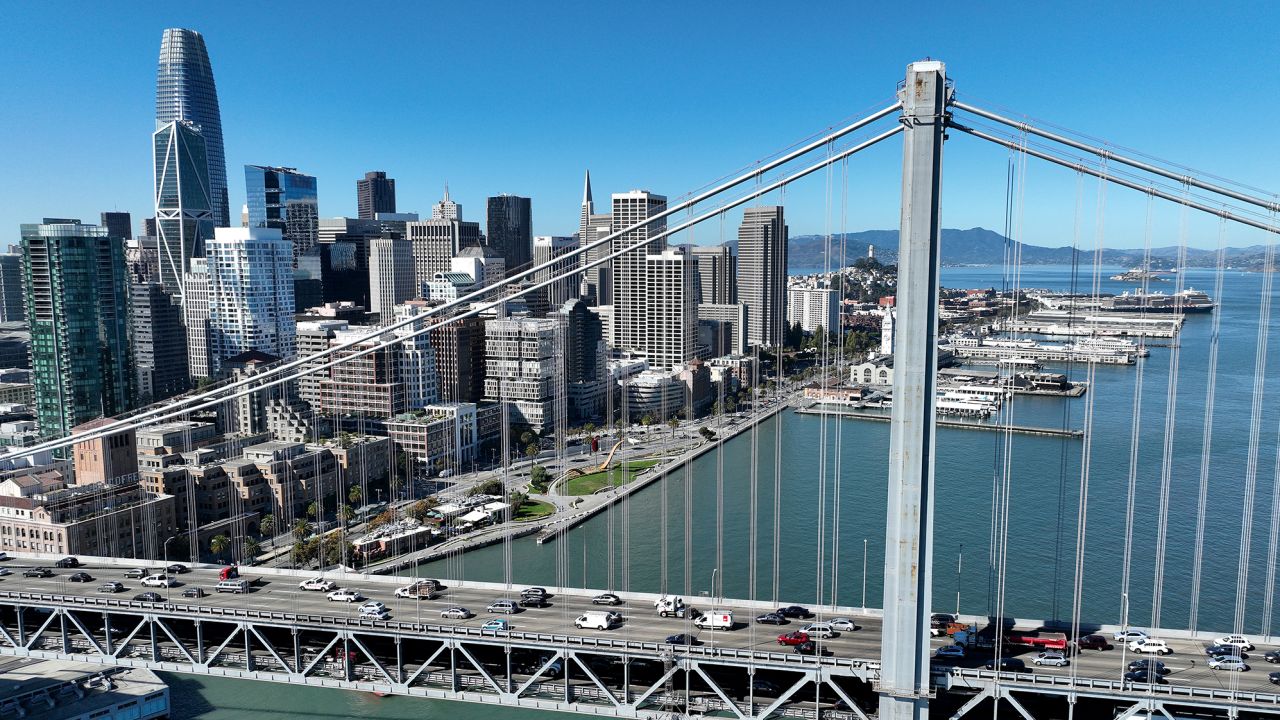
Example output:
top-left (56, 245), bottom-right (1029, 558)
top-left (0, 657), bottom-right (167, 720)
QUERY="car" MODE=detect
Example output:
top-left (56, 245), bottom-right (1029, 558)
top-left (1216, 634), bottom-right (1255, 651)
top-left (755, 612), bottom-right (788, 625)
top-left (181, 587), bottom-right (206, 598)
top-left (1113, 629), bottom-right (1148, 644)
top-left (794, 641), bottom-right (819, 655)
top-left (487, 599), bottom-right (518, 614)
top-left (360, 607), bottom-right (390, 620)
top-left (1209, 656), bottom-right (1250, 672)
top-left (777, 631), bottom-right (810, 647)
top-left (326, 589), bottom-right (363, 603)
top-left (97, 581), bottom-right (124, 593)
top-left (801, 622), bottom-right (838, 639)
top-left (592, 593), bottom-right (623, 606)
top-left (749, 678), bottom-right (781, 695)
top-left (141, 574), bottom-right (175, 588)
top-left (299, 577), bottom-right (337, 592)
top-left (123, 568), bottom-right (151, 579)
top-left (985, 657), bottom-right (1027, 672)
top-left (440, 607), bottom-right (472, 620)
top-left (1266, 650), bottom-right (1280, 664)
top-left (165, 564), bottom-right (189, 574)
top-left (1124, 669), bottom-right (1167, 684)
top-left (134, 592), bottom-right (163, 602)
top-left (0, 551), bottom-right (8, 561)
top-left (23, 567), bottom-right (52, 578)
top-left (0, 567), bottom-right (8, 576)
top-left (829, 618), bottom-right (857, 632)
top-left (359, 601), bottom-right (386, 614)
top-left (519, 596), bottom-right (549, 608)
top-left (54, 557), bottom-right (80, 568)
top-left (935, 645), bottom-right (966, 659)
top-left (481, 619), bottom-right (511, 633)
top-left (1127, 659), bottom-right (1169, 674)
top-left (1271, 671), bottom-right (1280, 686)
top-left (665, 633), bottom-right (698, 646)
top-left (1129, 638), bottom-right (1172, 655)
top-left (520, 587), bottom-right (548, 599)
top-left (1077, 634), bottom-right (1113, 650)
top-left (778, 605), bottom-right (814, 619)
top-left (930, 613), bottom-right (958, 626)
top-left (68, 571), bottom-right (94, 583)
top-left (1205, 643), bottom-right (1243, 658)
top-left (1034, 651), bottom-right (1069, 667)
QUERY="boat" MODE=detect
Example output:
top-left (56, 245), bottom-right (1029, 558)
top-left (1069, 336), bottom-right (1150, 358)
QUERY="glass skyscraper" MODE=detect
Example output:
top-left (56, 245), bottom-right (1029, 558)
top-left (244, 165), bottom-right (318, 267)
top-left (21, 221), bottom-right (134, 440)
top-left (156, 28), bottom-right (229, 228)
top-left (153, 120), bottom-right (215, 297)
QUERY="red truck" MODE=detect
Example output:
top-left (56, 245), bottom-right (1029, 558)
top-left (1007, 629), bottom-right (1068, 651)
top-left (219, 565), bottom-right (239, 581)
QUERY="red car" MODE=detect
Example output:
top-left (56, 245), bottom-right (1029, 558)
top-left (777, 631), bottom-right (810, 647)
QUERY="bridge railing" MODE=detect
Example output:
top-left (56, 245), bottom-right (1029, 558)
top-left (949, 668), bottom-right (1280, 708)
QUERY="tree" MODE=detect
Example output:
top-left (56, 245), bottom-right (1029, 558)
top-left (369, 509), bottom-right (396, 529)
top-left (292, 518), bottom-right (313, 541)
top-left (667, 417), bottom-right (680, 438)
top-left (583, 422), bottom-right (596, 436)
top-left (520, 431), bottom-right (534, 447)
top-left (699, 426), bottom-right (717, 441)
top-left (243, 537), bottom-right (260, 561)
top-left (525, 442), bottom-right (540, 460)
top-left (348, 485), bottom-right (362, 506)
top-left (259, 514), bottom-right (277, 538)
top-left (812, 324), bottom-right (826, 348)
top-left (337, 432), bottom-right (354, 449)
top-left (338, 504), bottom-right (355, 525)
top-left (640, 414), bottom-right (653, 428)
top-left (209, 535), bottom-right (230, 561)
top-left (530, 465), bottom-right (549, 492)
top-left (291, 540), bottom-right (313, 566)
top-left (507, 490), bottom-right (528, 515)
top-left (306, 501), bottom-right (319, 520)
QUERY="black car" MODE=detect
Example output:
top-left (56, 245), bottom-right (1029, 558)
top-left (592, 593), bottom-right (622, 606)
top-left (794, 641), bottom-right (819, 655)
top-left (1127, 659), bottom-right (1169, 674)
top-left (985, 657), bottom-right (1027, 672)
top-left (181, 587), bottom-right (206, 598)
top-left (665, 633), bottom-right (698, 646)
top-left (1077, 634), bottom-right (1114, 650)
top-left (1124, 669), bottom-right (1167, 684)
top-left (1205, 644), bottom-right (1245, 658)
top-left (749, 679), bottom-right (781, 696)
top-left (54, 557), bottom-right (80, 568)
top-left (68, 571), bottom-right (94, 583)
top-left (23, 567), bottom-right (52, 578)
top-left (1266, 650), bottom-right (1280, 664)
top-left (165, 564), bottom-right (189, 574)
top-left (519, 596), bottom-right (549, 608)
top-left (777, 605), bottom-right (814, 620)
top-left (521, 587), bottom-right (548, 599)
top-left (1270, 671), bottom-right (1280, 685)
top-left (134, 592), bottom-right (163, 602)
top-left (755, 612), bottom-right (788, 625)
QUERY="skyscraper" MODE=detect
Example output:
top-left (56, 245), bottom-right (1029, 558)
top-left (100, 212), bottom-right (133, 240)
top-left (357, 171), bottom-right (396, 219)
top-left (0, 253), bottom-right (24, 323)
top-left (130, 282), bottom-right (191, 403)
top-left (368, 238), bottom-right (415, 319)
top-left (738, 206), bottom-right (788, 347)
top-left (184, 258), bottom-right (212, 379)
top-left (577, 171), bottom-right (613, 305)
top-left (153, 120), bottom-right (214, 297)
top-left (486, 195), bottom-right (532, 274)
top-left (533, 236), bottom-right (579, 308)
top-left (206, 227), bottom-right (296, 375)
top-left (432, 185), bottom-right (461, 220)
top-left (691, 244), bottom-right (737, 304)
top-left (156, 28), bottom-right (229, 228)
top-left (611, 190), bottom-right (667, 352)
top-left (643, 248), bottom-right (697, 369)
top-left (244, 165), bottom-right (319, 266)
top-left (407, 213), bottom-right (482, 290)
top-left (21, 221), bottom-right (134, 439)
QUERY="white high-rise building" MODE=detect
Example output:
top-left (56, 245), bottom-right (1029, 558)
top-left (787, 282), bottom-right (839, 334)
top-left (183, 257), bottom-right (212, 379)
top-left (483, 316), bottom-right (558, 432)
top-left (368, 237), bottom-right (415, 319)
top-left (432, 184), bottom-right (461, 220)
top-left (533, 235), bottom-right (579, 307)
top-left (611, 190), bottom-right (667, 353)
top-left (206, 227), bottom-right (295, 374)
top-left (644, 248), bottom-right (697, 370)
top-left (738, 206), bottom-right (787, 347)
top-left (392, 304), bottom-right (440, 410)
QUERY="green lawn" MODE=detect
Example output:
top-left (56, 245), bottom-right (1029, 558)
top-left (513, 500), bottom-right (556, 521)
top-left (563, 459), bottom-right (660, 495)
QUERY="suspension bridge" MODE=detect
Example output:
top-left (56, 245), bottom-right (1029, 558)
top-left (2, 60), bottom-right (1279, 720)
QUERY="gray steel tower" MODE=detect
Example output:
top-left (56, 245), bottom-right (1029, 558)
top-left (156, 28), bottom-right (229, 228)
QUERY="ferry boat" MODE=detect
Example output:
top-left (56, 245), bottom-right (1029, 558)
top-left (1069, 336), bottom-right (1150, 357)
top-left (1103, 288), bottom-right (1214, 313)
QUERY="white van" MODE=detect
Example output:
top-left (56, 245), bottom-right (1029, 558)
top-left (215, 579), bottom-right (249, 594)
top-left (574, 611), bottom-right (617, 630)
top-left (693, 610), bottom-right (734, 630)
top-left (141, 574), bottom-right (176, 588)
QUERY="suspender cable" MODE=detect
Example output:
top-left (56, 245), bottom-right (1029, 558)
top-left (830, 156), bottom-right (850, 608)
top-left (1263, 211), bottom-right (1280, 637)
top-left (815, 144), bottom-right (834, 608)
top-left (1120, 195), bottom-right (1154, 627)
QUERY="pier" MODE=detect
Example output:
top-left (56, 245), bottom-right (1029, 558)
top-left (795, 406), bottom-right (1084, 438)
top-left (998, 310), bottom-right (1184, 338)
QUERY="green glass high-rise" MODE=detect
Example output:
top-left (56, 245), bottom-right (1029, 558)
top-left (21, 221), bottom-right (134, 440)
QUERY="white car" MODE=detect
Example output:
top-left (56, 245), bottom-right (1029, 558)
top-left (327, 589), bottom-right (363, 603)
top-left (800, 622), bottom-right (838, 639)
top-left (1209, 656), bottom-right (1249, 671)
top-left (829, 618), bottom-right (856, 632)
top-left (935, 644), bottom-right (965, 659)
top-left (1216, 634), bottom-right (1255, 651)
top-left (299, 577), bottom-right (336, 592)
top-left (141, 574), bottom-right (176, 588)
top-left (359, 601), bottom-right (386, 615)
top-left (1128, 638), bottom-right (1172, 655)
top-left (1034, 651), bottom-right (1069, 667)
top-left (1113, 629), bottom-right (1148, 644)
top-left (360, 606), bottom-right (390, 620)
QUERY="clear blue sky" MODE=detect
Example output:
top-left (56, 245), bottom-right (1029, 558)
top-left (1, 1), bottom-right (1276, 250)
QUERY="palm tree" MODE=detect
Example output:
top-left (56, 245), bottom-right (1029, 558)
top-left (210, 535), bottom-right (230, 562)
top-left (348, 485), bottom-right (362, 506)
top-left (667, 417), bottom-right (680, 438)
top-left (259, 514), bottom-right (277, 538)
top-left (292, 518), bottom-right (312, 541)
top-left (306, 501), bottom-right (319, 520)
top-left (243, 537), bottom-right (260, 561)
top-left (338, 504), bottom-right (355, 525)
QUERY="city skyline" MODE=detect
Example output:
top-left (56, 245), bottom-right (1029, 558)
top-left (2, 4), bottom-right (1276, 249)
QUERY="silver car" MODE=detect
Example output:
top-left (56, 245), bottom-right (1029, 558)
top-left (1034, 651), bottom-right (1069, 667)
top-left (829, 617), bottom-right (856, 632)
top-left (487, 599), bottom-right (518, 614)
top-left (440, 607), bottom-right (472, 620)
top-left (800, 622), bottom-right (838, 639)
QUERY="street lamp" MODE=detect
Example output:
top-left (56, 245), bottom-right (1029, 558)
top-left (1120, 592), bottom-right (1129, 683)
top-left (163, 536), bottom-right (177, 602)
top-left (955, 544), bottom-right (964, 616)
top-left (861, 539), bottom-right (868, 613)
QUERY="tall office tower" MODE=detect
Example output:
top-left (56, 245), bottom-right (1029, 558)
top-left (431, 185), bottom-right (461, 220)
top-left (577, 171), bottom-right (613, 305)
top-left (318, 216), bottom-right (386, 306)
top-left (644, 248), bottom-right (697, 369)
top-left (691, 244), bottom-right (737, 304)
top-left (486, 194), bottom-right (532, 274)
top-left (156, 28), bottom-right (229, 227)
top-left (100, 212), bottom-right (133, 240)
top-left (407, 217), bottom-right (482, 290)
top-left (143, 217), bottom-right (157, 237)
top-left (368, 238), bottom-right (415, 318)
top-left (391, 305), bottom-right (440, 409)
top-left (550, 298), bottom-right (607, 421)
top-left (183, 258), bottom-right (212, 378)
top-left (421, 303), bottom-right (486, 403)
top-left (483, 317), bottom-right (558, 432)
top-left (130, 282), bottom-right (191, 404)
top-left (153, 120), bottom-right (215, 297)
top-left (611, 190), bottom-right (667, 352)
top-left (20, 221), bottom-right (134, 439)
top-left (738, 206), bottom-right (788, 348)
top-left (533, 236), bottom-right (579, 308)
top-left (0, 253), bottom-right (24, 322)
top-left (206, 227), bottom-right (296, 375)
top-left (244, 165), bottom-right (319, 266)
top-left (357, 171), bottom-right (396, 219)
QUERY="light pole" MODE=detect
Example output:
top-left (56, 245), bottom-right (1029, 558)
top-left (711, 568), bottom-right (719, 604)
top-left (163, 536), bottom-right (177, 602)
top-left (1120, 592), bottom-right (1129, 683)
top-left (955, 544), bottom-right (964, 616)
top-left (861, 539), bottom-right (868, 613)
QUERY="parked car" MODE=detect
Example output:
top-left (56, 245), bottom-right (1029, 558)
top-left (1127, 659), bottom-right (1168, 674)
top-left (755, 612), bottom-right (788, 625)
top-left (165, 564), bottom-right (189, 574)
top-left (440, 607), bottom-right (472, 620)
top-left (97, 581), bottom-right (124, 593)
top-left (592, 593), bottom-right (623, 606)
top-left (481, 619), bottom-right (511, 633)
top-left (777, 631), bottom-right (810, 647)
top-left (665, 633), bottom-right (698, 646)
top-left (1113, 629), bottom-right (1148, 643)
top-left (1209, 656), bottom-right (1250, 672)
top-left (22, 567), bottom-right (52, 578)
top-left (800, 622), bottom-right (838, 639)
top-left (54, 557), bottom-right (80, 568)
top-left (1124, 669), bottom-right (1167, 684)
top-left (1077, 634), bottom-right (1113, 650)
top-left (487, 599), bottom-right (518, 614)
top-left (68, 572), bottom-right (94, 583)
top-left (1128, 638), bottom-right (1172, 655)
top-left (134, 592), bottom-right (163, 602)
top-left (299, 577), bottom-right (337, 592)
top-left (1216, 634), bottom-right (1255, 651)
top-left (777, 605), bottom-right (814, 619)
top-left (1034, 651), bottom-right (1069, 667)
top-left (326, 589), bottom-right (363, 603)
top-left (181, 587), bottom-right (206, 598)
top-left (935, 645), bottom-right (966, 659)
top-left (985, 657), bottom-right (1027, 672)
top-left (829, 618), bottom-right (857, 632)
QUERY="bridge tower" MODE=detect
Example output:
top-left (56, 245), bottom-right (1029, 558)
top-left (878, 60), bottom-right (949, 720)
